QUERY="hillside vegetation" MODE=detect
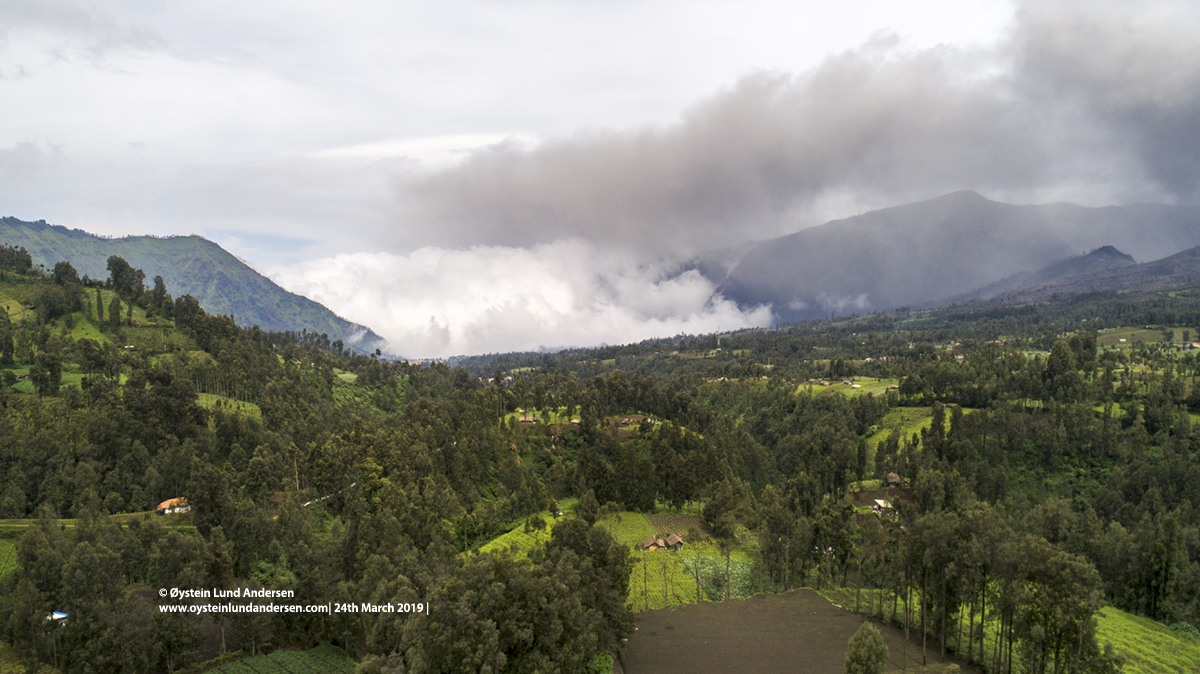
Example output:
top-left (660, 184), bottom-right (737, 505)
top-left (2, 243), bottom-right (1200, 673)
top-left (0, 217), bottom-right (386, 354)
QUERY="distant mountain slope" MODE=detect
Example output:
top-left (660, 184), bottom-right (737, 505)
top-left (0, 217), bottom-right (388, 353)
top-left (988, 245), bottom-right (1200, 304)
top-left (951, 246), bottom-right (1137, 303)
top-left (719, 191), bottom-right (1200, 322)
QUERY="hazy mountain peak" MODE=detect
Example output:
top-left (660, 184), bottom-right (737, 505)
top-left (0, 216), bottom-right (389, 354)
top-left (718, 192), bottom-right (1200, 323)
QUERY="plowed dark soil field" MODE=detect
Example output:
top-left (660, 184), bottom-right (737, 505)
top-left (620, 589), bottom-right (967, 674)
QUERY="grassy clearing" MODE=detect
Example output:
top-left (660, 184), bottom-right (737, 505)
top-left (330, 376), bottom-right (380, 413)
top-left (6, 368), bottom-right (86, 395)
top-left (1097, 328), bottom-right (1166, 348)
top-left (0, 299), bottom-right (29, 322)
top-left (197, 393), bottom-right (262, 421)
top-left (0, 538), bottom-right (18, 583)
top-left (867, 406), bottom-right (934, 451)
top-left (806, 377), bottom-right (897, 398)
top-left (124, 324), bottom-right (187, 352)
top-left (0, 280), bottom-right (40, 324)
top-left (502, 406), bottom-right (578, 425)
top-left (1164, 327), bottom-right (1200, 344)
top-left (477, 522), bottom-right (553, 558)
top-left (1095, 606), bottom-right (1200, 674)
top-left (63, 312), bottom-right (107, 343)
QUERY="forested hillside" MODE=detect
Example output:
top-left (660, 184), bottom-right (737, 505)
top-left (0, 217), bottom-right (387, 354)
top-left (1, 242), bottom-right (1199, 673)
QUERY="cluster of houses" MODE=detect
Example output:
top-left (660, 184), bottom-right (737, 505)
top-left (640, 534), bottom-right (684, 552)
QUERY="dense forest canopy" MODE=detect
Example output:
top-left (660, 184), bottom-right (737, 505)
top-left (0, 245), bottom-right (1198, 673)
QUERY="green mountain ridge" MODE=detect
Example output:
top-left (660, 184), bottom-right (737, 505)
top-left (0, 216), bottom-right (388, 353)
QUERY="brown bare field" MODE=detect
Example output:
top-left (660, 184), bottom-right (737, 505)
top-left (646, 513), bottom-right (713, 540)
top-left (620, 589), bottom-right (969, 674)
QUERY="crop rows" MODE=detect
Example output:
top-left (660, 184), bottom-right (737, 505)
top-left (597, 512), bottom-right (656, 547)
top-left (0, 540), bottom-right (17, 583)
top-left (645, 513), bottom-right (710, 539)
top-left (629, 550), bottom-right (703, 611)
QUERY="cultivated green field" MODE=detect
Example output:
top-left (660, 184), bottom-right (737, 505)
top-left (596, 512), bottom-right (657, 547)
top-left (0, 538), bottom-right (18, 583)
top-left (1097, 327), bottom-right (1168, 348)
top-left (1095, 606), bottom-right (1200, 674)
top-left (804, 377), bottom-right (897, 398)
top-left (630, 548), bottom-right (703, 610)
top-left (480, 508), bottom-right (760, 610)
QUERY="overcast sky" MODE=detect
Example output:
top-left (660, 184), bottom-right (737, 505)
top-left (3, 1), bottom-right (1199, 357)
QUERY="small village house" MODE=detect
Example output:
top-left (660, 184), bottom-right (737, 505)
top-left (157, 497), bottom-right (190, 515)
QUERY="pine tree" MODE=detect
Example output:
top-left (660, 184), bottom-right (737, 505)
top-left (109, 296), bottom-right (122, 334)
top-left (844, 621), bottom-right (888, 674)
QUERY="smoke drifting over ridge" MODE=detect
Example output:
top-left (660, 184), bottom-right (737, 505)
top-left (265, 2), bottom-right (1200, 357)
top-left (267, 2), bottom-right (1200, 357)
top-left (393, 4), bottom-right (1200, 257)
top-left (269, 241), bottom-right (773, 358)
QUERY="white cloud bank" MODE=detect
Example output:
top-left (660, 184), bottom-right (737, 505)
top-left (268, 240), bottom-right (773, 358)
